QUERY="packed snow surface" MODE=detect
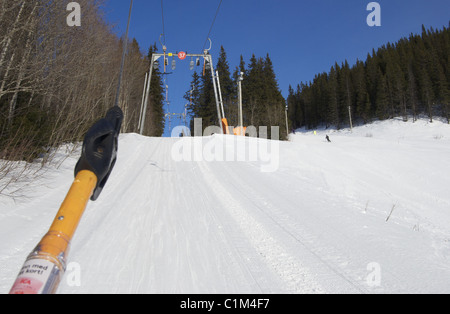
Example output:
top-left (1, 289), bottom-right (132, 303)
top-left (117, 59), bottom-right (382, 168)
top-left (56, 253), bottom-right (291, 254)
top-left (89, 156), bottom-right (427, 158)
top-left (1, 118), bottom-right (450, 294)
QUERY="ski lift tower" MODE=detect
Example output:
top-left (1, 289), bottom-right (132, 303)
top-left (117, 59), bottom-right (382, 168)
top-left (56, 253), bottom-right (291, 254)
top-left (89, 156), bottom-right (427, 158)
top-left (139, 39), bottom-right (225, 136)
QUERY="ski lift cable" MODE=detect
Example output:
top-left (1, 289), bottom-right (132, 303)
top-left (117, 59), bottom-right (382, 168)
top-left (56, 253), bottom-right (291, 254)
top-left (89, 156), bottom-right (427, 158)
top-left (160, 0), bottom-right (166, 46)
top-left (201, 0), bottom-right (223, 51)
top-left (160, 0), bottom-right (172, 121)
top-left (114, 0), bottom-right (133, 108)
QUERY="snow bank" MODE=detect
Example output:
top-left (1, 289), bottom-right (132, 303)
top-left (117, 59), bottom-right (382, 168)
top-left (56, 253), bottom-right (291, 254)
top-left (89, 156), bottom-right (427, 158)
top-left (1, 118), bottom-right (450, 294)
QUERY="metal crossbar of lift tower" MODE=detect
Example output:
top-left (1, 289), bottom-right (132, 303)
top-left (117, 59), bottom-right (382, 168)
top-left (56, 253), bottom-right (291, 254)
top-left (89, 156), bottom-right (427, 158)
top-left (152, 53), bottom-right (211, 57)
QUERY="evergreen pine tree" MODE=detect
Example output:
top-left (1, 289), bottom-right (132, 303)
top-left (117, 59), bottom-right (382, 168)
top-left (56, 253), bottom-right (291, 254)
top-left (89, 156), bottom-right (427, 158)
top-left (295, 84), bottom-right (304, 128)
top-left (198, 66), bottom-right (218, 132)
top-left (354, 60), bottom-right (370, 123)
top-left (287, 85), bottom-right (297, 130)
top-left (215, 46), bottom-right (234, 122)
top-left (146, 44), bottom-right (165, 136)
top-left (300, 82), bottom-right (312, 129)
top-left (263, 54), bottom-right (286, 137)
top-left (185, 71), bottom-right (201, 133)
top-left (407, 59), bottom-right (419, 122)
top-left (365, 50), bottom-right (380, 114)
top-left (327, 66), bottom-right (339, 128)
top-left (435, 62), bottom-right (450, 123)
top-left (184, 60), bottom-right (220, 135)
top-left (245, 54), bottom-right (264, 126)
top-left (338, 60), bottom-right (353, 128)
top-left (375, 69), bottom-right (389, 120)
top-left (416, 44), bottom-right (434, 122)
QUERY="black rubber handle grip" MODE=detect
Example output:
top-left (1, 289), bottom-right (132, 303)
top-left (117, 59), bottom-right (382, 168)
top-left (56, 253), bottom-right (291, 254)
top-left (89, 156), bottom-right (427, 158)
top-left (75, 106), bottom-right (123, 201)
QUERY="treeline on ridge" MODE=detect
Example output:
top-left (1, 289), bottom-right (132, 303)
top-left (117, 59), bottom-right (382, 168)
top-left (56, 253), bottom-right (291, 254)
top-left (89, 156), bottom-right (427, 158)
top-left (288, 24), bottom-right (450, 130)
top-left (185, 47), bottom-right (288, 140)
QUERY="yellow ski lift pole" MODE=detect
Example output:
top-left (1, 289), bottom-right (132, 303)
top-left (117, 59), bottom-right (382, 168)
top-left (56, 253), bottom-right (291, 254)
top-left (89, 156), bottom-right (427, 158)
top-left (9, 171), bottom-right (96, 294)
top-left (9, 106), bottom-right (123, 294)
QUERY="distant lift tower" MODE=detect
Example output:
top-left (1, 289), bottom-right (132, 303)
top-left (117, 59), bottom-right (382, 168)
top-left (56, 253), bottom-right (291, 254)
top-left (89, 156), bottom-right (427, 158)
top-left (139, 41), bottom-right (227, 135)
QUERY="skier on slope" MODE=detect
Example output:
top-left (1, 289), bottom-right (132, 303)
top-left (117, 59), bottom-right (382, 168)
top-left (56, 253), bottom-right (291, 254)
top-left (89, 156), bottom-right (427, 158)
top-left (326, 135), bottom-right (331, 142)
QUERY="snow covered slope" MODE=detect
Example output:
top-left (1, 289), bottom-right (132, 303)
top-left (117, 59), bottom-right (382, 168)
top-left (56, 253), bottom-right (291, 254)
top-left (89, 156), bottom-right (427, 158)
top-left (1, 118), bottom-right (450, 294)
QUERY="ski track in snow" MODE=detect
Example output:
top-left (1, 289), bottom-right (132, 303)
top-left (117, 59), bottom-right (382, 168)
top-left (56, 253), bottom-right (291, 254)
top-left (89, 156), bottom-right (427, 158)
top-left (198, 160), bottom-right (328, 293)
top-left (2, 119), bottom-right (450, 294)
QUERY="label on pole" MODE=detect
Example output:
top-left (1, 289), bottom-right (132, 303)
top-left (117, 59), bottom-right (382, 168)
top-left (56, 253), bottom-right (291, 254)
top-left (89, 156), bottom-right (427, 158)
top-left (10, 259), bottom-right (56, 294)
top-left (178, 51), bottom-right (187, 60)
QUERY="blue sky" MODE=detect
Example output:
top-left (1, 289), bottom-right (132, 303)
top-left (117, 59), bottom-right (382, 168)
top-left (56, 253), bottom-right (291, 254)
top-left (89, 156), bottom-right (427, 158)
top-left (102, 0), bottom-right (450, 136)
